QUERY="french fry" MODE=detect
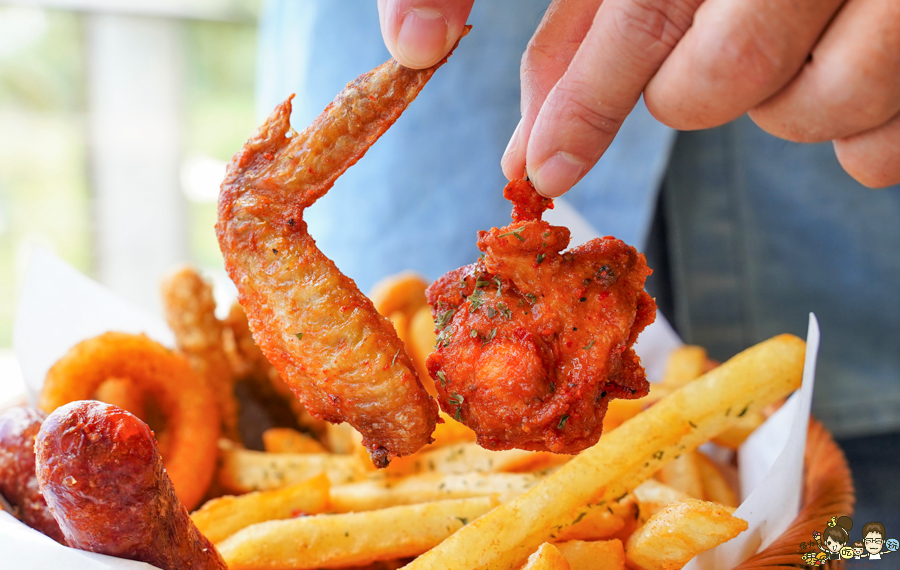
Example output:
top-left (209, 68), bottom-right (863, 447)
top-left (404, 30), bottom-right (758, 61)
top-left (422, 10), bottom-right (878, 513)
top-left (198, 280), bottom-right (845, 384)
top-left (369, 271), bottom-right (428, 318)
top-left (388, 310), bottom-right (411, 346)
top-left (522, 543), bottom-right (571, 570)
top-left (217, 440), bottom-right (367, 493)
top-left (661, 345), bottom-right (707, 388)
top-left (632, 479), bottom-right (689, 521)
top-left (655, 451), bottom-right (704, 500)
top-left (625, 499), bottom-right (748, 570)
top-left (553, 508), bottom-right (625, 542)
top-left (555, 540), bottom-right (626, 570)
top-left (191, 474), bottom-right (330, 544)
top-left (710, 410), bottom-right (766, 449)
top-left (217, 496), bottom-right (499, 570)
top-left (430, 412), bottom-right (477, 447)
top-left (695, 453), bottom-right (738, 508)
top-left (602, 398), bottom-right (644, 432)
top-left (409, 305), bottom-right (438, 396)
top-left (326, 422), bottom-right (366, 455)
top-left (382, 441), bottom-right (568, 476)
top-left (403, 334), bottom-right (804, 570)
top-left (263, 427), bottom-right (328, 454)
top-left (330, 472), bottom-right (540, 512)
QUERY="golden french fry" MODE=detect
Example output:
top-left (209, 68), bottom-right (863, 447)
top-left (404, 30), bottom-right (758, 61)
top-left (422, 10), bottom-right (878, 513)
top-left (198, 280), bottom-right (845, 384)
top-left (388, 310), bottom-right (411, 347)
top-left (695, 453), bottom-right (738, 508)
top-left (218, 496), bottom-right (498, 570)
top-left (263, 427), bottom-right (328, 454)
top-left (191, 474), bottom-right (329, 544)
top-left (602, 398), bottom-right (645, 432)
top-left (369, 271), bottom-right (428, 318)
top-left (522, 543), bottom-right (571, 570)
top-left (625, 498), bottom-right (748, 570)
top-left (554, 508), bottom-right (625, 543)
top-left (403, 334), bottom-right (804, 570)
top-left (633, 479), bottom-right (689, 521)
top-left (555, 540), bottom-right (626, 570)
top-left (655, 451), bottom-right (704, 500)
top-left (662, 345), bottom-right (708, 388)
top-left (710, 410), bottom-right (766, 449)
top-left (383, 441), bottom-right (568, 477)
top-left (431, 412), bottom-right (477, 447)
top-left (325, 422), bottom-right (366, 455)
top-left (330, 471), bottom-right (539, 512)
top-left (217, 440), bottom-right (367, 493)
top-left (409, 305), bottom-right (438, 396)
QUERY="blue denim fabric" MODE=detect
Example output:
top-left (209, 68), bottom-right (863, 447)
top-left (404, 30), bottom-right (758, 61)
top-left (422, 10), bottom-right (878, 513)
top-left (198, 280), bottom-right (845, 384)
top-left (258, 0), bottom-right (900, 436)
top-left (664, 120), bottom-right (900, 437)
top-left (256, 0), bottom-right (674, 286)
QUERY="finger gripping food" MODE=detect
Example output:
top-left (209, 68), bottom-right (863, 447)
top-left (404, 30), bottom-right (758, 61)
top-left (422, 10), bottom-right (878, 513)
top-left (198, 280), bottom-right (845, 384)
top-left (216, 31), bottom-right (472, 467)
top-left (0, 406), bottom-right (66, 544)
top-left (426, 179), bottom-right (656, 453)
top-left (34, 401), bottom-right (226, 570)
top-left (38, 332), bottom-right (219, 510)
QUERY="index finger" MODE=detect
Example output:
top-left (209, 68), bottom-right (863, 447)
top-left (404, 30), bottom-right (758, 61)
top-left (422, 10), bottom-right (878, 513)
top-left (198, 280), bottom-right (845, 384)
top-left (526, 0), bottom-right (700, 197)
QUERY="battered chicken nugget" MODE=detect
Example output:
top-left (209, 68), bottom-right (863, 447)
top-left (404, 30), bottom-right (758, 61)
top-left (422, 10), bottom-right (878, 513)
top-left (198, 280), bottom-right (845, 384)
top-left (426, 179), bottom-right (656, 454)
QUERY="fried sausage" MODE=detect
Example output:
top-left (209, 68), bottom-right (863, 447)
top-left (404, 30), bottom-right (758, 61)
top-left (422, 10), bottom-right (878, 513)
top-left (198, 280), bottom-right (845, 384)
top-left (35, 400), bottom-right (225, 570)
top-left (0, 406), bottom-right (65, 543)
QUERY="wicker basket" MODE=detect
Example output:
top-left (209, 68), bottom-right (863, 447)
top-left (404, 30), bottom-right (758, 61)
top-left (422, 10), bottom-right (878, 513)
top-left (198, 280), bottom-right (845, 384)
top-left (733, 419), bottom-right (855, 569)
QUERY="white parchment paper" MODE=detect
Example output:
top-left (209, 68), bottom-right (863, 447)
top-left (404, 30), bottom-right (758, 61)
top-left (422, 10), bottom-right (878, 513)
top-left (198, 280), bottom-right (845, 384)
top-left (2, 211), bottom-right (819, 569)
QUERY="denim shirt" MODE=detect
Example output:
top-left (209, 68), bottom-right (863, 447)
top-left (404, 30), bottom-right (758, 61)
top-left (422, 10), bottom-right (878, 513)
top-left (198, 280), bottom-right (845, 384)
top-left (258, 0), bottom-right (900, 437)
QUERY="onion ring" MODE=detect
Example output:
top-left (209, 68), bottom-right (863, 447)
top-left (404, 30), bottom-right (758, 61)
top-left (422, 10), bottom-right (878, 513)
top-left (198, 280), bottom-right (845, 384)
top-left (38, 332), bottom-right (219, 510)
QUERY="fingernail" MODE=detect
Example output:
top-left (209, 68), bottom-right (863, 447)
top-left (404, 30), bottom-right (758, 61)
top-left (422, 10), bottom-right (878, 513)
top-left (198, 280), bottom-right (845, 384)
top-left (501, 118), bottom-right (524, 177)
top-left (396, 8), bottom-right (449, 68)
top-left (529, 152), bottom-right (586, 197)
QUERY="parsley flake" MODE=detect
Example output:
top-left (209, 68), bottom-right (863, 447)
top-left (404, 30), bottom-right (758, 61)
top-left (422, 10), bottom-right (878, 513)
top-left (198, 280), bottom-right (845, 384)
top-left (295, 333), bottom-right (304, 341)
top-left (583, 340), bottom-right (595, 350)
top-left (536, 253), bottom-right (546, 264)
top-left (497, 302), bottom-right (512, 319)
top-left (468, 288), bottom-right (485, 312)
top-left (482, 328), bottom-right (497, 346)
top-left (437, 371), bottom-right (447, 387)
top-left (391, 350), bottom-right (400, 367)
top-left (475, 277), bottom-right (491, 289)
top-left (435, 308), bottom-right (455, 330)
top-left (486, 306), bottom-right (497, 319)
top-left (558, 415), bottom-right (570, 429)
top-left (498, 227), bottom-right (526, 241)
top-left (470, 329), bottom-right (479, 338)
top-left (525, 293), bottom-right (537, 304)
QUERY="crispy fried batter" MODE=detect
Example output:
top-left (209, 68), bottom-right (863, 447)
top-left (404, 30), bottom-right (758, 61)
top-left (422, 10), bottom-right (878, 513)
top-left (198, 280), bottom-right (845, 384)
top-left (161, 266), bottom-right (241, 442)
top-left (216, 34), bottom-right (471, 465)
top-left (426, 179), bottom-right (656, 453)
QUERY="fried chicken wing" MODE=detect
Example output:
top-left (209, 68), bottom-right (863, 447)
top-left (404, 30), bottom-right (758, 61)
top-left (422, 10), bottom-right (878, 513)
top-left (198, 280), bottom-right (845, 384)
top-left (216, 33), bottom-right (471, 466)
top-left (425, 179), bottom-right (656, 453)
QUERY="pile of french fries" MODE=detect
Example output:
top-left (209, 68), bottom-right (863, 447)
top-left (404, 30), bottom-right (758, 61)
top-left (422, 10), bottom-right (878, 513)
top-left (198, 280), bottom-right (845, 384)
top-left (190, 272), bottom-right (805, 570)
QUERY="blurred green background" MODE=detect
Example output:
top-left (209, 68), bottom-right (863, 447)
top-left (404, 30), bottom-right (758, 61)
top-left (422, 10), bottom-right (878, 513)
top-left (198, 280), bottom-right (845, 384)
top-left (0, 3), bottom-right (259, 349)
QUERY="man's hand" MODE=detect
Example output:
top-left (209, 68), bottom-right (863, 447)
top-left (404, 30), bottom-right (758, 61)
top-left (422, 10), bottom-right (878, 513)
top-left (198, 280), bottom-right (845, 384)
top-left (377, 0), bottom-right (475, 69)
top-left (378, 0), bottom-right (900, 195)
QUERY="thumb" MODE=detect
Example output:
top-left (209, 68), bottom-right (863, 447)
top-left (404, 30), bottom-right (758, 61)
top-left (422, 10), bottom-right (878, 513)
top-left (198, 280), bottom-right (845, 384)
top-left (378, 0), bottom-right (475, 69)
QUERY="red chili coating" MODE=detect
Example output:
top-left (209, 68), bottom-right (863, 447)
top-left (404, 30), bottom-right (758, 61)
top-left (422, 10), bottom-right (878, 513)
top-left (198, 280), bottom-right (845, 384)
top-left (34, 401), bottom-right (225, 570)
top-left (0, 406), bottom-right (65, 543)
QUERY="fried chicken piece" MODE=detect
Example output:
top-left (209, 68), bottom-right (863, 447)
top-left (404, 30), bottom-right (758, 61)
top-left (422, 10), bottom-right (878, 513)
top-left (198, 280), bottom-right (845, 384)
top-left (161, 265), bottom-right (241, 442)
top-left (216, 33), bottom-right (471, 466)
top-left (426, 179), bottom-right (656, 454)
